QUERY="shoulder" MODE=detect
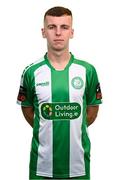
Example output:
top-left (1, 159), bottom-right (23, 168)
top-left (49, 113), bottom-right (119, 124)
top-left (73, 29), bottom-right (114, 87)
top-left (22, 56), bottom-right (46, 77)
top-left (73, 56), bottom-right (94, 70)
top-left (73, 56), bottom-right (97, 74)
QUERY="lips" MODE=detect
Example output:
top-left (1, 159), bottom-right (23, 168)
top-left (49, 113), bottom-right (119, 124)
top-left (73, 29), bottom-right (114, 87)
top-left (54, 39), bottom-right (64, 41)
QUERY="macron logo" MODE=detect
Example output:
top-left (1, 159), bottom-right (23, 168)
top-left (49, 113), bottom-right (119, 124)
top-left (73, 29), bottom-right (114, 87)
top-left (36, 81), bottom-right (49, 86)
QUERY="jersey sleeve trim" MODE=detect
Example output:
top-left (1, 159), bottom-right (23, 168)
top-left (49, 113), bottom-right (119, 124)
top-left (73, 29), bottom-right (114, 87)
top-left (87, 102), bottom-right (102, 106)
top-left (16, 100), bottom-right (33, 107)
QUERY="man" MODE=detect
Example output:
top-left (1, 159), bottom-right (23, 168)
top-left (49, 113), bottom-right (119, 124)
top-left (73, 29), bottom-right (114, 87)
top-left (17, 6), bottom-right (102, 180)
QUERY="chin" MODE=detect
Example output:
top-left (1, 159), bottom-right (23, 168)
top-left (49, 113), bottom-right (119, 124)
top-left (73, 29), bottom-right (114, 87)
top-left (53, 45), bottom-right (65, 51)
top-left (53, 47), bottom-right (65, 52)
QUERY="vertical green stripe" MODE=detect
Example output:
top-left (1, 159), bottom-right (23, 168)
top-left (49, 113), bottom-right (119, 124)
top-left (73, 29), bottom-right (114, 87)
top-left (51, 69), bottom-right (70, 178)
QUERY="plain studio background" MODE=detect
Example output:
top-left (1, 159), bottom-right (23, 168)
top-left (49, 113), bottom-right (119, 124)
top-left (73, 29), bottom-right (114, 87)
top-left (0, 0), bottom-right (119, 179)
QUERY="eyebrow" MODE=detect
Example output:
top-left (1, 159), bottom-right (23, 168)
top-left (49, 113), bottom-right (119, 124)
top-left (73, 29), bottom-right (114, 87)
top-left (47, 24), bottom-right (56, 27)
top-left (47, 24), bottom-right (70, 28)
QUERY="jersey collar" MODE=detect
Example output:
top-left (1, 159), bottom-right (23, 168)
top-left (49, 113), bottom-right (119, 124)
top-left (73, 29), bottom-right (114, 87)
top-left (44, 52), bottom-right (74, 71)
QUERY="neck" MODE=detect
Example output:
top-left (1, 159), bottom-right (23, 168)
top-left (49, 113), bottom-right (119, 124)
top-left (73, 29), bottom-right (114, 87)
top-left (47, 50), bottom-right (71, 70)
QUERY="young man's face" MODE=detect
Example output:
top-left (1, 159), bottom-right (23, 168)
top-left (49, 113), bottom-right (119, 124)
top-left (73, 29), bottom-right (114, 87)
top-left (42, 15), bottom-right (74, 52)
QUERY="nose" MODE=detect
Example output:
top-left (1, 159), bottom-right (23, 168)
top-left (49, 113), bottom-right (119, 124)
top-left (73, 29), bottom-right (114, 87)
top-left (56, 27), bottom-right (61, 36)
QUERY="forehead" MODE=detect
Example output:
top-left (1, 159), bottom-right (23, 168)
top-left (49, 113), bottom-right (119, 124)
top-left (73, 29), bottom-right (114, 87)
top-left (44, 15), bottom-right (72, 26)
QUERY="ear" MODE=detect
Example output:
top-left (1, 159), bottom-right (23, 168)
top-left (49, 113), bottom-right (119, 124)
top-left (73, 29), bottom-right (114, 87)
top-left (41, 28), bottom-right (46, 38)
top-left (70, 29), bottom-right (74, 39)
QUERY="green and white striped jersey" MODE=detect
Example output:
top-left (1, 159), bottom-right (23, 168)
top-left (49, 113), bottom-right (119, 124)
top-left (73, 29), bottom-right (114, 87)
top-left (17, 53), bottom-right (102, 178)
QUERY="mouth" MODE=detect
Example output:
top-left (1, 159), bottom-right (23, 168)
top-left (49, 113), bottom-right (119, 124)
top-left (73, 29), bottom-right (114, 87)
top-left (54, 39), bottom-right (64, 42)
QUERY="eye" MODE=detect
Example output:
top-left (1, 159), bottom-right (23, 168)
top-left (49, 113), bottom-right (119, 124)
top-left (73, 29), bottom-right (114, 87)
top-left (48, 26), bottom-right (54, 29)
top-left (47, 25), bottom-right (55, 29)
top-left (61, 25), bottom-right (70, 29)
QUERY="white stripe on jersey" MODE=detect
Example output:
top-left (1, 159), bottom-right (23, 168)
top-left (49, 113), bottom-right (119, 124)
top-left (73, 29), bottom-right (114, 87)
top-left (34, 65), bottom-right (53, 177)
top-left (69, 63), bottom-right (86, 177)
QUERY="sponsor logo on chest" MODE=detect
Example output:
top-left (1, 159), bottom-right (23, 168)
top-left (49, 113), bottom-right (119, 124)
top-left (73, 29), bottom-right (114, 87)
top-left (40, 102), bottom-right (81, 120)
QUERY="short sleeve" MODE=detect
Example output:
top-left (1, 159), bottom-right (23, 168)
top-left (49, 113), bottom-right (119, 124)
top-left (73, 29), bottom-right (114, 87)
top-left (86, 65), bottom-right (102, 106)
top-left (17, 69), bottom-right (33, 106)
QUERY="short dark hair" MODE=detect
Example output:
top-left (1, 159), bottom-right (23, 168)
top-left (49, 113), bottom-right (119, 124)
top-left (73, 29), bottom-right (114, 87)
top-left (44, 6), bottom-right (72, 21)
